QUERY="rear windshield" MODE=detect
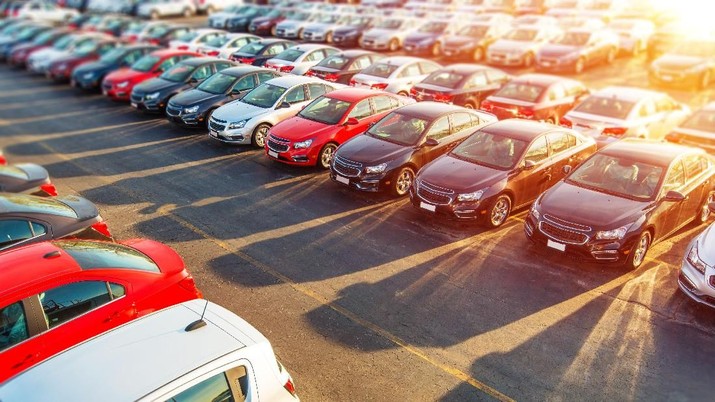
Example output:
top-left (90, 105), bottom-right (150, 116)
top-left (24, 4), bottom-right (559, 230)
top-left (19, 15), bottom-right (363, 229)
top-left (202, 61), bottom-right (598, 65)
top-left (273, 48), bottom-right (304, 62)
top-left (493, 82), bottom-right (545, 103)
top-left (0, 166), bottom-right (29, 179)
top-left (56, 240), bottom-right (160, 272)
top-left (573, 96), bottom-right (636, 120)
top-left (422, 71), bottom-right (465, 89)
top-left (360, 62), bottom-right (398, 79)
top-left (0, 195), bottom-right (77, 218)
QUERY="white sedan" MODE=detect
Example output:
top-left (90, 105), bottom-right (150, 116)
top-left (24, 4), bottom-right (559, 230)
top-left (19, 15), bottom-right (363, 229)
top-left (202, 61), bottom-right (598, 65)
top-left (169, 28), bottom-right (226, 53)
top-left (264, 43), bottom-right (339, 75)
top-left (197, 33), bottom-right (261, 59)
top-left (349, 56), bottom-right (441, 96)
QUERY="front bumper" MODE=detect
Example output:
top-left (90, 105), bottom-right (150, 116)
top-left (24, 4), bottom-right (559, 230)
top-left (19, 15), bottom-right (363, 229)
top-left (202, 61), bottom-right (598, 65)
top-left (72, 74), bottom-right (102, 90)
top-left (360, 39), bottom-right (390, 50)
top-left (332, 34), bottom-right (359, 47)
top-left (403, 42), bottom-right (433, 54)
top-left (207, 119), bottom-right (252, 145)
top-left (536, 58), bottom-right (578, 72)
top-left (648, 70), bottom-right (699, 87)
top-left (265, 136), bottom-right (317, 166)
top-left (47, 66), bottom-right (73, 81)
top-left (275, 28), bottom-right (300, 38)
top-left (408, 186), bottom-right (485, 221)
top-left (102, 83), bottom-right (132, 101)
top-left (441, 47), bottom-right (472, 58)
top-left (302, 31), bottom-right (327, 42)
top-left (130, 92), bottom-right (165, 112)
top-left (166, 106), bottom-right (205, 127)
top-left (678, 254), bottom-right (715, 309)
top-left (487, 52), bottom-right (526, 66)
top-left (248, 24), bottom-right (272, 36)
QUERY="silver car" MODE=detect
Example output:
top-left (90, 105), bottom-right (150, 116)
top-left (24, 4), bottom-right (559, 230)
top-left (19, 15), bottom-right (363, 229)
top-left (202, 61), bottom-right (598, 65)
top-left (486, 24), bottom-right (563, 67)
top-left (679, 202), bottom-right (715, 310)
top-left (300, 12), bottom-right (350, 43)
top-left (608, 18), bottom-right (655, 55)
top-left (274, 11), bottom-right (321, 40)
top-left (196, 33), bottom-right (260, 59)
top-left (359, 17), bottom-right (422, 52)
top-left (350, 56), bottom-right (441, 96)
top-left (264, 44), bottom-right (339, 76)
top-left (138, 0), bottom-right (197, 20)
top-left (208, 75), bottom-right (339, 147)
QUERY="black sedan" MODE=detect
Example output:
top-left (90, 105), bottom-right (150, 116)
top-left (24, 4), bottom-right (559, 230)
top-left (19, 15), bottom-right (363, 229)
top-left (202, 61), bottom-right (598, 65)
top-left (305, 50), bottom-right (382, 85)
top-left (409, 64), bottom-right (510, 109)
top-left (71, 44), bottom-right (159, 90)
top-left (228, 38), bottom-right (295, 67)
top-left (410, 120), bottom-right (596, 227)
top-left (130, 57), bottom-right (236, 114)
top-left (0, 193), bottom-right (112, 252)
top-left (526, 140), bottom-right (715, 269)
top-left (330, 102), bottom-right (498, 197)
top-left (166, 66), bottom-right (280, 128)
top-left (0, 164), bottom-right (57, 196)
top-left (331, 15), bottom-right (376, 48)
top-left (649, 38), bottom-right (715, 90)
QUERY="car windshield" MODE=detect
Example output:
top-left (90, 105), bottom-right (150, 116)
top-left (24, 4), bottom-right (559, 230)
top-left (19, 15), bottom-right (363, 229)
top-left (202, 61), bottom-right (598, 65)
top-left (160, 63), bottom-right (195, 82)
top-left (422, 71), bottom-right (465, 89)
top-left (73, 41), bottom-right (99, 57)
top-left (205, 35), bottom-right (229, 47)
top-left (265, 10), bottom-right (282, 18)
top-left (32, 30), bottom-right (56, 45)
top-left (238, 41), bottom-right (264, 55)
top-left (241, 83), bottom-right (286, 108)
top-left (680, 109), bottom-right (715, 131)
top-left (56, 240), bottom-right (160, 272)
top-left (99, 48), bottom-right (126, 63)
top-left (339, 15), bottom-right (369, 26)
top-left (493, 82), bottom-right (545, 102)
top-left (458, 24), bottom-right (489, 38)
top-left (197, 72), bottom-right (237, 94)
top-left (573, 96), bottom-right (636, 120)
top-left (287, 11), bottom-right (311, 21)
top-left (360, 62), bottom-right (398, 78)
top-left (316, 54), bottom-right (349, 69)
top-left (273, 48), bottom-right (304, 62)
top-left (451, 130), bottom-right (528, 170)
top-left (131, 55), bottom-right (159, 72)
top-left (567, 154), bottom-right (664, 200)
top-left (53, 34), bottom-right (74, 50)
top-left (418, 21), bottom-right (447, 34)
top-left (366, 112), bottom-right (428, 146)
top-left (557, 31), bottom-right (591, 46)
top-left (671, 41), bottom-right (715, 58)
top-left (504, 28), bottom-right (538, 41)
top-left (16, 27), bottom-right (39, 40)
top-left (376, 19), bottom-right (404, 30)
top-left (0, 195), bottom-right (77, 218)
top-left (124, 21), bottom-right (145, 34)
top-left (298, 96), bottom-right (351, 125)
top-left (177, 31), bottom-right (199, 42)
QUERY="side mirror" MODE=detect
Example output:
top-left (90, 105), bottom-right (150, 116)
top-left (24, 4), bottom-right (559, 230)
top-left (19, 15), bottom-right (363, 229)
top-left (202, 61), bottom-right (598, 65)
top-left (709, 202), bottom-right (715, 214)
top-left (344, 117), bottom-right (359, 126)
top-left (664, 190), bottom-right (685, 202)
top-left (562, 165), bottom-right (572, 175)
top-left (277, 101), bottom-right (290, 109)
top-left (522, 160), bottom-right (537, 170)
top-left (423, 138), bottom-right (438, 147)
top-left (189, 77), bottom-right (198, 84)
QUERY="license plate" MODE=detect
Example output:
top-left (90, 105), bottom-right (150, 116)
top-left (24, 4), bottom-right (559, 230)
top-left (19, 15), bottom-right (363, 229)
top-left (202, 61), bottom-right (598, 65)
top-left (209, 130), bottom-right (218, 138)
top-left (420, 202), bottom-right (436, 212)
top-left (130, 102), bottom-right (138, 108)
top-left (404, 46), bottom-right (413, 51)
top-left (336, 175), bottom-right (349, 185)
top-left (268, 150), bottom-right (278, 158)
top-left (547, 239), bottom-right (566, 252)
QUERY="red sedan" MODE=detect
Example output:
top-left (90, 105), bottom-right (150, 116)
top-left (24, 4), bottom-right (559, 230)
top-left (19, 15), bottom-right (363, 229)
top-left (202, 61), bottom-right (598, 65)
top-left (265, 88), bottom-right (413, 169)
top-left (0, 239), bottom-right (202, 382)
top-left (47, 37), bottom-right (121, 82)
top-left (101, 49), bottom-right (199, 101)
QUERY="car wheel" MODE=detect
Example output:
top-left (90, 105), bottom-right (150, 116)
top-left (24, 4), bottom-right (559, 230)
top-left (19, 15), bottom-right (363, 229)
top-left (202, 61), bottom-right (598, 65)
top-left (695, 191), bottom-right (715, 225)
top-left (297, 28), bottom-right (304, 40)
top-left (326, 31), bottom-right (333, 43)
top-left (205, 108), bottom-right (216, 129)
top-left (487, 194), bottom-right (511, 228)
top-left (182, 7), bottom-right (193, 18)
top-left (699, 70), bottom-right (711, 90)
top-left (271, 26), bottom-right (277, 37)
top-left (606, 47), bottom-right (617, 64)
top-left (625, 231), bottom-right (651, 270)
top-left (431, 42), bottom-right (441, 57)
top-left (388, 38), bottom-right (399, 52)
top-left (546, 116), bottom-right (557, 124)
top-left (318, 143), bottom-right (337, 169)
top-left (252, 123), bottom-right (270, 147)
top-left (391, 166), bottom-right (414, 197)
top-left (523, 52), bottom-right (534, 68)
top-left (574, 57), bottom-right (585, 74)
top-left (463, 101), bottom-right (476, 109)
top-left (150, 10), bottom-right (159, 20)
top-left (473, 46), bottom-right (484, 62)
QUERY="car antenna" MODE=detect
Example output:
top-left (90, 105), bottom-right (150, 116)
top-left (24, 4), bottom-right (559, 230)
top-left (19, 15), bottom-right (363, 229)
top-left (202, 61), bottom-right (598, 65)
top-left (185, 299), bottom-right (209, 332)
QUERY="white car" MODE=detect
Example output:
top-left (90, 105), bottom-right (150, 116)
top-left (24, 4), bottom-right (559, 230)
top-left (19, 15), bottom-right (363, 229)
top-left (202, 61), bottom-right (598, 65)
top-left (208, 75), bottom-right (339, 147)
top-left (264, 44), bottom-right (339, 76)
top-left (300, 12), bottom-right (345, 43)
top-left (679, 202), bottom-right (715, 310)
top-left (197, 33), bottom-right (260, 59)
top-left (16, 1), bottom-right (78, 22)
top-left (350, 56), bottom-right (441, 96)
top-left (196, 0), bottom-right (240, 14)
top-left (486, 24), bottom-right (563, 67)
top-left (563, 86), bottom-right (691, 145)
top-left (138, 0), bottom-right (197, 20)
top-left (0, 300), bottom-right (299, 402)
top-left (359, 17), bottom-right (423, 52)
top-left (27, 33), bottom-right (110, 74)
top-left (608, 18), bottom-right (655, 55)
top-left (169, 28), bottom-right (226, 53)
top-left (274, 11), bottom-right (321, 40)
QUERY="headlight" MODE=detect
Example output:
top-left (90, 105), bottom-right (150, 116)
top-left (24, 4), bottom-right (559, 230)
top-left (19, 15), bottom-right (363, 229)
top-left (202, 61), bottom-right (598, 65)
top-left (457, 189), bottom-right (484, 202)
top-left (530, 203), bottom-right (540, 221)
top-left (364, 163), bottom-right (387, 174)
top-left (145, 92), bottom-right (160, 100)
top-left (294, 139), bottom-right (312, 149)
top-left (83, 72), bottom-right (95, 80)
top-left (687, 242), bottom-right (708, 274)
top-left (595, 224), bottom-right (631, 240)
top-left (184, 105), bottom-right (199, 114)
top-left (228, 120), bottom-right (247, 130)
top-left (116, 81), bottom-right (129, 88)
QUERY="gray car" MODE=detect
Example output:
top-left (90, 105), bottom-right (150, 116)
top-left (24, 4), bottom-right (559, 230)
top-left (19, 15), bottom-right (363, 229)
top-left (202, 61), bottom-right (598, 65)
top-left (0, 164), bottom-right (56, 196)
top-left (359, 17), bottom-right (423, 52)
top-left (679, 202), bottom-right (715, 309)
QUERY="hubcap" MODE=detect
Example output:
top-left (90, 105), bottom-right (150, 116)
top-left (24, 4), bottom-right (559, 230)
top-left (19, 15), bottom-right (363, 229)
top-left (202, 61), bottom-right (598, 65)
top-left (255, 127), bottom-right (268, 147)
top-left (491, 198), bottom-right (509, 226)
top-left (320, 146), bottom-right (335, 168)
top-left (396, 170), bottom-right (413, 195)
top-left (633, 234), bottom-right (649, 267)
top-left (474, 48), bottom-right (483, 61)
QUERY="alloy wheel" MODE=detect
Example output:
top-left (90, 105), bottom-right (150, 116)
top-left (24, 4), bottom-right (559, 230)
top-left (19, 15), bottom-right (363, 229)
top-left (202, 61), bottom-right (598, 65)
top-left (392, 167), bottom-right (414, 197)
top-left (318, 144), bottom-right (337, 169)
top-left (488, 195), bottom-right (511, 228)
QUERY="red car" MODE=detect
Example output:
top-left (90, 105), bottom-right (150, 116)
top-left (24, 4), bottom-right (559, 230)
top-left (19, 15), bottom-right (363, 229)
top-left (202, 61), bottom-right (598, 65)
top-left (101, 49), bottom-right (199, 101)
top-left (0, 239), bottom-right (202, 382)
top-left (8, 28), bottom-right (73, 68)
top-left (0, 149), bottom-right (6, 165)
top-left (46, 38), bottom-right (121, 82)
top-left (265, 88), bottom-right (413, 169)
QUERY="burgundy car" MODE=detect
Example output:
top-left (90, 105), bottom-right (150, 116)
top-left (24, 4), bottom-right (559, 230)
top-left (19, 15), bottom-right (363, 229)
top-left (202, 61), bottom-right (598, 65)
top-left (480, 73), bottom-right (589, 124)
top-left (47, 38), bottom-right (121, 82)
top-left (410, 64), bottom-right (511, 109)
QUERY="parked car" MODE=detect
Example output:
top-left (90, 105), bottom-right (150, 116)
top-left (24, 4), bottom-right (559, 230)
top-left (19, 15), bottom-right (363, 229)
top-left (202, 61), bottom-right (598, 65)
top-left (208, 75), bottom-right (339, 147)
top-left (410, 64), bottom-right (510, 109)
top-left (330, 102), bottom-right (498, 196)
top-left (0, 239), bottom-right (202, 383)
top-left (229, 38), bottom-right (295, 66)
top-left (536, 28), bottom-right (619, 73)
top-left (169, 28), bottom-right (225, 53)
top-left (266, 88), bottom-right (412, 168)
top-left (274, 10), bottom-right (319, 40)
top-left (131, 57), bottom-right (235, 112)
top-left (71, 44), bottom-right (159, 90)
top-left (679, 203), bottom-right (715, 309)
top-left (557, 15), bottom-right (605, 31)
top-left (27, 32), bottom-right (112, 75)
top-left (0, 149), bottom-right (5, 165)
top-left (561, 86), bottom-right (690, 146)
top-left (264, 43), bottom-right (339, 75)
top-left (46, 37), bottom-right (120, 82)
top-left (0, 163), bottom-right (57, 196)
top-left (93, 14), bottom-right (134, 37)
top-left (486, 24), bottom-right (562, 67)
top-left (16, 0), bottom-right (78, 22)
top-left (247, 7), bottom-right (290, 36)
top-left (0, 23), bottom-right (52, 61)
top-left (359, 17), bottom-right (422, 52)
top-left (665, 102), bottom-right (715, 154)
top-left (138, 0), bottom-right (196, 20)
top-left (306, 49), bottom-right (382, 85)
top-left (350, 56), bottom-right (441, 96)
top-left (8, 28), bottom-right (72, 68)
top-left (411, 119), bottom-right (596, 226)
top-left (119, 20), bottom-right (168, 43)
top-left (401, 19), bottom-right (452, 57)
top-left (0, 300), bottom-right (297, 402)
top-left (141, 24), bottom-right (192, 47)
top-left (196, 0), bottom-right (238, 14)
top-left (649, 38), bottom-right (715, 90)
top-left (480, 73), bottom-right (588, 123)
top-left (440, 17), bottom-right (513, 62)
top-left (299, 12), bottom-right (344, 43)
top-left (207, 4), bottom-right (255, 29)
top-left (526, 139), bottom-right (715, 269)
top-left (166, 66), bottom-right (280, 128)
top-left (646, 22), bottom-right (690, 61)
top-left (607, 18), bottom-right (654, 55)
top-left (102, 49), bottom-right (199, 101)
top-left (225, 5), bottom-right (272, 32)
top-left (196, 32), bottom-right (259, 59)
top-left (331, 14), bottom-right (377, 48)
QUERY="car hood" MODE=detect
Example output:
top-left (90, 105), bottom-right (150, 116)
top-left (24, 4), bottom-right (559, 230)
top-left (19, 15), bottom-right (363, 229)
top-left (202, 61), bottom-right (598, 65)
top-left (338, 134), bottom-right (411, 165)
top-left (277, 20), bottom-right (301, 29)
top-left (695, 223), bottom-right (715, 267)
top-left (52, 54), bottom-right (86, 65)
top-left (73, 60), bottom-right (114, 74)
top-left (213, 101), bottom-right (268, 122)
top-left (419, 155), bottom-right (505, 193)
top-left (538, 44), bottom-right (580, 57)
top-left (539, 181), bottom-right (648, 228)
top-left (405, 32), bottom-right (438, 43)
top-left (271, 116), bottom-right (334, 141)
top-left (304, 22), bottom-right (332, 31)
top-left (105, 67), bottom-right (150, 83)
top-left (251, 16), bottom-right (273, 25)
top-left (652, 54), bottom-right (705, 70)
top-left (58, 195), bottom-right (100, 221)
top-left (334, 26), bottom-right (360, 35)
top-left (363, 28), bottom-right (398, 38)
top-left (442, 36), bottom-right (477, 48)
top-left (133, 77), bottom-right (180, 93)
top-left (490, 40), bottom-right (536, 52)
top-left (31, 48), bottom-right (68, 61)
top-left (171, 89), bottom-right (224, 106)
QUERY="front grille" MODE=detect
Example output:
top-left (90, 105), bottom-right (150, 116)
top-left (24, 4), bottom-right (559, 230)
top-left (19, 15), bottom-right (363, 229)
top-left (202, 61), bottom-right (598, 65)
top-left (267, 135), bottom-right (290, 152)
top-left (130, 93), bottom-right (143, 103)
top-left (209, 119), bottom-right (225, 131)
top-left (276, 29), bottom-right (285, 36)
top-left (543, 214), bottom-right (592, 231)
top-left (539, 221), bottom-right (589, 245)
top-left (416, 180), bottom-right (453, 205)
top-left (166, 104), bottom-right (181, 117)
top-left (332, 155), bottom-right (362, 177)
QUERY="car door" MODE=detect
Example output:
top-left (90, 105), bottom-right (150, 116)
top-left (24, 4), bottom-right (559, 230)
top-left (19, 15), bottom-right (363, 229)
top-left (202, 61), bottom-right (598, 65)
top-left (156, 361), bottom-right (258, 402)
top-left (511, 135), bottom-right (553, 206)
top-left (653, 160), bottom-right (686, 238)
top-left (276, 84), bottom-right (308, 119)
top-left (337, 97), bottom-right (374, 144)
top-left (678, 154), bottom-right (711, 225)
top-left (0, 298), bottom-right (46, 377)
top-left (0, 219), bottom-right (49, 251)
top-left (546, 130), bottom-right (579, 184)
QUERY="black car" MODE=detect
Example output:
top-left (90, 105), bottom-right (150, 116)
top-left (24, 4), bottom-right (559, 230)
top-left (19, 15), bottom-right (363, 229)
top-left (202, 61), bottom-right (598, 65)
top-left (649, 39), bottom-right (715, 90)
top-left (228, 38), bottom-right (295, 66)
top-left (330, 102), bottom-right (498, 197)
top-left (305, 49), bottom-right (382, 85)
top-left (331, 15), bottom-right (376, 48)
top-left (71, 44), bottom-right (159, 90)
top-left (410, 64), bottom-right (510, 109)
top-left (226, 5), bottom-right (271, 32)
top-left (144, 25), bottom-right (192, 47)
top-left (166, 66), bottom-right (280, 128)
top-left (402, 20), bottom-right (450, 57)
top-left (0, 163), bottom-right (57, 196)
top-left (130, 57), bottom-right (236, 113)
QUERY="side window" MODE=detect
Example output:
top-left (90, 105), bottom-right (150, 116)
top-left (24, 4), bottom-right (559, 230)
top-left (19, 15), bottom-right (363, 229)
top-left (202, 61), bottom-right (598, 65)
top-left (257, 71), bottom-right (278, 83)
top-left (418, 62), bottom-right (439, 75)
top-left (307, 83), bottom-right (326, 99)
top-left (41, 281), bottom-right (113, 329)
top-left (350, 56), bottom-right (371, 70)
top-left (233, 75), bottom-right (256, 92)
top-left (215, 62), bottom-right (233, 72)
top-left (304, 50), bottom-right (323, 62)
top-left (546, 132), bottom-right (575, 155)
top-left (0, 301), bottom-right (29, 352)
top-left (450, 113), bottom-right (473, 133)
top-left (166, 372), bottom-right (234, 402)
top-left (0, 220), bottom-right (42, 248)
top-left (266, 44), bottom-right (282, 55)
top-left (123, 50), bottom-right (141, 65)
top-left (465, 72), bottom-right (487, 89)
top-left (373, 96), bottom-right (396, 113)
top-left (348, 99), bottom-right (373, 120)
top-left (398, 63), bottom-right (421, 78)
top-left (683, 155), bottom-right (705, 180)
top-left (639, 99), bottom-right (656, 117)
top-left (524, 136), bottom-right (549, 164)
top-left (98, 44), bottom-right (115, 55)
top-left (158, 57), bottom-right (179, 71)
top-left (662, 161), bottom-right (685, 192)
top-left (284, 85), bottom-right (306, 103)
top-left (191, 65), bottom-right (212, 80)
top-left (426, 116), bottom-right (450, 141)
top-left (655, 97), bottom-right (677, 113)
top-left (547, 84), bottom-right (566, 101)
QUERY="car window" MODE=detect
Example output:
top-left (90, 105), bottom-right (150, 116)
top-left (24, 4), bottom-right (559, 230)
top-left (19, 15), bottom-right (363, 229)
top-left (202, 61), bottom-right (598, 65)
top-left (373, 96), bottom-right (398, 113)
top-left (348, 99), bottom-right (372, 120)
top-left (565, 82), bottom-right (587, 97)
top-left (41, 281), bottom-right (115, 329)
top-left (158, 57), bottom-right (180, 72)
top-left (350, 56), bottom-right (371, 70)
top-left (97, 43), bottom-right (115, 56)
top-left (524, 136), bottom-right (549, 164)
top-left (398, 63), bottom-right (421, 78)
top-left (307, 83), bottom-right (326, 99)
top-left (662, 160), bottom-right (685, 192)
top-left (284, 85), bottom-right (306, 103)
top-left (450, 113), bottom-right (474, 133)
top-left (123, 50), bottom-right (142, 65)
top-left (55, 240), bottom-right (160, 272)
top-left (191, 65), bottom-right (213, 80)
top-left (418, 62), bottom-right (439, 75)
top-left (426, 116), bottom-right (451, 141)
top-left (486, 69), bottom-right (506, 83)
top-left (166, 370), bottom-right (240, 402)
top-left (257, 71), bottom-right (278, 83)
top-left (465, 72), bottom-right (487, 89)
top-left (0, 220), bottom-right (44, 248)
top-left (265, 44), bottom-right (282, 55)
top-left (547, 131), bottom-right (576, 154)
top-left (304, 50), bottom-right (324, 62)
top-left (0, 301), bottom-right (29, 352)
top-left (233, 75), bottom-right (256, 92)
top-left (655, 97), bottom-right (678, 113)
top-left (683, 155), bottom-right (706, 180)
top-left (215, 62), bottom-right (233, 72)
top-left (638, 99), bottom-right (656, 117)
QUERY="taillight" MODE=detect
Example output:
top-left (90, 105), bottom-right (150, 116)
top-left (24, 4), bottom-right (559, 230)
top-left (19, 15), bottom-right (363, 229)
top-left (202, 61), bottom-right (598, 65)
top-left (517, 106), bottom-right (534, 118)
top-left (177, 45), bottom-right (189, 50)
top-left (91, 221), bottom-right (112, 238)
top-left (480, 99), bottom-right (493, 112)
top-left (370, 82), bottom-right (388, 90)
top-left (665, 132), bottom-right (681, 143)
top-left (433, 93), bottom-right (453, 103)
top-left (207, 50), bottom-right (219, 56)
top-left (304, 70), bottom-right (316, 76)
top-left (602, 126), bottom-right (628, 136)
top-left (409, 88), bottom-right (417, 96)
top-left (560, 116), bottom-right (573, 128)
top-left (279, 65), bottom-right (295, 73)
top-left (40, 183), bottom-right (58, 197)
top-left (0, 154), bottom-right (6, 165)
top-left (349, 79), bottom-right (357, 86)
top-left (148, 39), bottom-right (160, 45)
top-left (324, 73), bottom-right (339, 82)
top-left (240, 57), bottom-right (255, 64)
top-left (179, 275), bottom-right (202, 298)
top-left (283, 378), bottom-right (297, 398)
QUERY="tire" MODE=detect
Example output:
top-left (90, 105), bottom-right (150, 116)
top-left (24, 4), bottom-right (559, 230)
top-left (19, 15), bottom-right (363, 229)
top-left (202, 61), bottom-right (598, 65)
top-left (486, 194), bottom-right (511, 228)
top-left (545, 116), bottom-right (557, 124)
top-left (391, 166), bottom-right (414, 197)
top-left (463, 101), bottom-right (476, 109)
top-left (473, 46), bottom-right (484, 62)
top-left (523, 52), bottom-right (534, 68)
top-left (625, 231), bottom-right (651, 270)
top-left (270, 26), bottom-right (277, 37)
top-left (182, 8), bottom-right (193, 18)
top-left (388, 38), bottom-right (399, 52)
top-left (606, 47), bottom-right (617, 64)
top-left (317, 143), bottom-right (337, 169)
top-left (574, 57), bottom-right (585, 74)
top-left (297, 28), bottom-right (304, 40)
top-left (397, 90), bottom-right (409, 96)
top-left (325, 31), bottom-right (333, 43)
top-left (252, 123), bottom-right (271, 147)
top-left (431, 42), bottom-right (441, 57)
top-left (694, 191), bottom-right (715, 226)
top-left (699, 70), bottom-right (711, 90)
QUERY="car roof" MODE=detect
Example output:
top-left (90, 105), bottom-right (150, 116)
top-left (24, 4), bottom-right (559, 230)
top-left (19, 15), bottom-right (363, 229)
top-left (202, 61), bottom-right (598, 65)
top-left (510, 73), bottom-right (580, 87)
top-left (265, 74), bottom-right (324, 88)
top-left (481, 119), bottom-right (567, 141)
top-left (325, 87), bottom-right (387, 101)
top-left (149, 48), bottom-right (194, 58)
top-left (440, 63), bottom-right (501, 75)
top-left (0, 242), bottom-right (80, 297)
top-left (287, 43), bottom-right (338, 52)
top-left (601, 139), bottom-right (705, 166)
top-left (180, 56), bottom-right (222, 66)
top-left (0, 301), bottom-right (267, 402)
top-left (220, 65), bottom-right (272, 77)
top-left (394, 101), bottom-right (470, 120)
top-left (257, 38), bottom-right (293, 45)
top-left (590, 86), bottom-right (663, 102)
top-left (378, 56), bottom-right (435, 66)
